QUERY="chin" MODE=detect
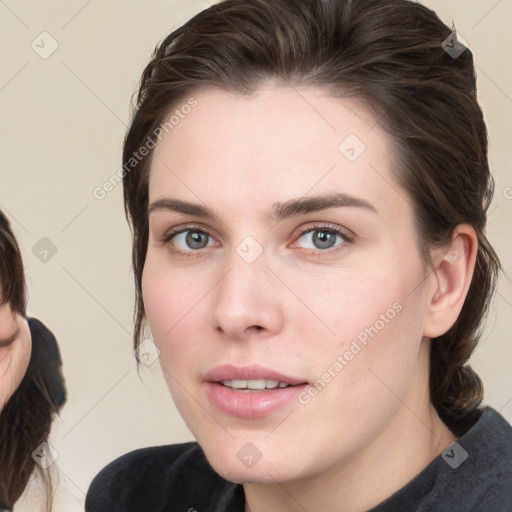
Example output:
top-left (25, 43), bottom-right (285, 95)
top-left (209, 458), bottom-right (295, 485)
top-left (201, 442), bottom-right (310, 485)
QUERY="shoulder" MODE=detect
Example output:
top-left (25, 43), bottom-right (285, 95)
top-left (85, 442), bottom-right (234, 512)
top-left (371, 407), bottom-right (512, 512)
top-left (89, 441), bottom-right (203, 481)
top-left (464, 406), bottom-right (512, 476)
top-left (461, 406), bottom-right (512, 459)
top-left (440, 406), bottom-right (512, 510)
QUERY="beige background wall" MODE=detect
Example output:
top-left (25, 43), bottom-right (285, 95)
top-left (1, 0), bottom-right (511, 505)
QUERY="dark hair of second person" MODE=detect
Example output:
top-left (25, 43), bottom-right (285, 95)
top-left (0, 211), bottom-right (66, 511)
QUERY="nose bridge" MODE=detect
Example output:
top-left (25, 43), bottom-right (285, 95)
top-left (220, 232), bottom-right (269, 294)
top-left (209, 240), bottom-right (283, 338)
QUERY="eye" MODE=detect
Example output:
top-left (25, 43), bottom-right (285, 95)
top-left (160, 223), bottom-right (352, 257)
top-left (0, 331), bottom-right (17, 349)
top-left (162, 227), bottom-right (217, 252)
top-left (294, 224), bottom-right (351, 252)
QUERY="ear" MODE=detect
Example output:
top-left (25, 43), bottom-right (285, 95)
top-left (423, 224), bottom-right (478, 339)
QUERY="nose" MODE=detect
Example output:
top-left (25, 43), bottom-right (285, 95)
top-left (208, 250), bottom-right (285, 343)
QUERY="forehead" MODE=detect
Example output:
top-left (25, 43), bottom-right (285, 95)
top-left (148, 86), bottom-right (407, 221)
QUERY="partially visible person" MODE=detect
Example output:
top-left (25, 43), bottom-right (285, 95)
top-left (0, 210), bottom-right (80, 511)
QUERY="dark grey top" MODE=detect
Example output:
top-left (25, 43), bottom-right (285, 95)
top-left (85, 406), bottom-right (512, 512)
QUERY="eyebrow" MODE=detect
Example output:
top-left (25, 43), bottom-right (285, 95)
top-left (148, 192), bottom-right (378, 222)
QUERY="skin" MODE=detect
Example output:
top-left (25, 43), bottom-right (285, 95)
top-left (0, 304), bottom-right (31, 409)
top-left (143, 85), bottom-right (477, 511)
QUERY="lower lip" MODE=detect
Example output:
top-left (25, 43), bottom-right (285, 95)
top-left (205, 382), bottom-right (308, 419)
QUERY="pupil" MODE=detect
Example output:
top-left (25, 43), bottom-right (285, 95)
top-left (187, 231), bottom-right (207, 249)
top-left (313, 230), bottom-right (335, 249)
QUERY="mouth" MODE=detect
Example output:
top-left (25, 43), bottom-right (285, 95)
top-left (204, 363), bottom-right (308, 388)
top-left (218, 379), bottom-right (296, 392)
top-left (204, 364), bottom-right (309, 418)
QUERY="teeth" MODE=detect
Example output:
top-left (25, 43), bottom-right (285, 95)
top-left (220, 379), bottom-right (290, 390)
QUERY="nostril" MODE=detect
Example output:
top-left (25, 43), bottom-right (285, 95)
top-left (247, 325), bottom-right (264, 333)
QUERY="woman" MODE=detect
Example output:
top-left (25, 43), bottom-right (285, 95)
top-left (86, 0), bottom-right (512, 510)
top-left (0, 210), bottom-right (68, 512)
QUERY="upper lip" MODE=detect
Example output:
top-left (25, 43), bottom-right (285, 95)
top-left (204, 364), bottom-right (308, 385)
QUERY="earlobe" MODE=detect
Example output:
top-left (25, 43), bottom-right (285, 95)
top-left (423, 225), bottom-right (478, 338)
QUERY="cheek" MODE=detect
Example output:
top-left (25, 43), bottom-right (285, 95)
top-left (332, 298), bottom-right (426, 434)
top-left (294, 251), bottom-right (427, 394)
top-left (288, 272), bottom-right (426, 463)
top-left (286, 267), bottom-right (406, 349)
top-left (141, 256), bottom-right (208, 372)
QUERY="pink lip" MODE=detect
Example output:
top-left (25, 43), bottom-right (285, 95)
top-left (204, 364), bottom-right (307, 385)
top-left (204, 364), bottom-right (309, 419)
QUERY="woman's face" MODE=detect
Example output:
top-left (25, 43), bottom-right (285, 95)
top-left (0, 305), bottom-right (31, 408)
top-left (143, 86), bottom-right (437, 483)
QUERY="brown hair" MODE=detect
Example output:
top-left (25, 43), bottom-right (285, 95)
top-left (122, 0), bottom-right (500, 435)
top-left (0, 211), bottom-right (27, 317)
top-left (0, 211), bottom-right (66, 511)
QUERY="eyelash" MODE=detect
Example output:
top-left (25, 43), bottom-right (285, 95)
top-left (293, 223), bottom-right (353, 254)
top-left (160, 223), bottom-right (353, 257)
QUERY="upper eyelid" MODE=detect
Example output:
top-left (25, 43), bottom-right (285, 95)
top-left (163, 222), bottom-right (346, 235)
top-left (296, 223), bottom-right (351, 236)
top-left (162, 223), bottom-right (215, 240)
